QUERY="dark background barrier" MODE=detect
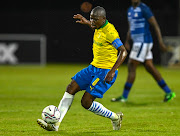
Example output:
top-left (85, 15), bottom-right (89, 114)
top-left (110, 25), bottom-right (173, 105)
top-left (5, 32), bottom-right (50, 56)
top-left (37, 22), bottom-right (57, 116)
top-left (0, 0), bottom-right (179, 64)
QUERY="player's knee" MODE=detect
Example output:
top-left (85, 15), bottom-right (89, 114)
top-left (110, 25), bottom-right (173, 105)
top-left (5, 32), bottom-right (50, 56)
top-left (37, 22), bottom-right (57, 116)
top-left (145, 63), bottom-right (153, 73)
top-left (145, 66), bottom-right (151, 73)
top-left (81, 98), bottom-right (91, 109)
top-left (66, 80), bottom-right (80, 95)
top-left (66, 84), bottom-right (73, 94)
top-left (128, 62), bottom-right (137, 72)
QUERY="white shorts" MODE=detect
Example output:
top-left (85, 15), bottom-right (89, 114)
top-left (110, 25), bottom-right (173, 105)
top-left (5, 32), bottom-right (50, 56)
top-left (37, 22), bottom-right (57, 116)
top-left (129, 42), bottom-right (153, 62)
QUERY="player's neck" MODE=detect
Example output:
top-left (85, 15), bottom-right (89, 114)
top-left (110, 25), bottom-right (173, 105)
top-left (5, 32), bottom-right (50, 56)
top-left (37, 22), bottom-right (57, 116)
top-left (97, 20), bottom-right (108, 29)
top-left (132, 2), bottom-right (140, 8)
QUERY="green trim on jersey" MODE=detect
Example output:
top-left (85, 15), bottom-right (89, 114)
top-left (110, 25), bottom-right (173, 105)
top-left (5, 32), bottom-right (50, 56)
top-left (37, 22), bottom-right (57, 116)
top-left (97, 20), bottom-right (108, 29)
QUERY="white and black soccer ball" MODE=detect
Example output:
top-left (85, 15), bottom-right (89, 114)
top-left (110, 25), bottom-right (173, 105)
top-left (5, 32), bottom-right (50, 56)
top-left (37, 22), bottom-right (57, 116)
top-left (42, 105), bottom-right (61, 124)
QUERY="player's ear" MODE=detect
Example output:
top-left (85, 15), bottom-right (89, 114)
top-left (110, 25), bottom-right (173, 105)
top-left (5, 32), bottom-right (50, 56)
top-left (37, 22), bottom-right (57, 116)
top-left (102, 17), bottom-right (106, 23)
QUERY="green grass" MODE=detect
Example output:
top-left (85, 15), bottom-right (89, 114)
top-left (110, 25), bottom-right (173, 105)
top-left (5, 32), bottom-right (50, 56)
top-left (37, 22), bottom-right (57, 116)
top-left (0, 63), bottom-right (179, 136)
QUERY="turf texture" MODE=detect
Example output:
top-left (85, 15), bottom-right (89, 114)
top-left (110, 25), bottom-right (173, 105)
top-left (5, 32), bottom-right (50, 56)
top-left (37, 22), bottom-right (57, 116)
top-left (0, 64), bottom-right (179, 136)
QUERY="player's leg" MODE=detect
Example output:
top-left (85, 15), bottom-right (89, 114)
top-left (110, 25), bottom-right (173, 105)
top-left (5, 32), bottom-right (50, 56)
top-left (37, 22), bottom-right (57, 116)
top-left (37, 80), bottom-right (80, 131)
top-left (82, 91), bottom-right (117, 120)
top-left (58, 79), bottom-right (80, 123)
top-left (37, 65), bottom-right (93, 131)
top-left (56, 65), bottom-right (94, 128)
top-left (82, 91), bottom-right (123, 130)
top-left (111, 42), bottom-right (148, 102)
top-left (144, 59), bottom-right (176, 102)
top-left (111, 58), bottom-right (140, 102)
top-left (144, 59), bottom-right (162, 81)
top-left (84, 69), bottom-right (123, 130)
top-left (56, 65), bottom-right (94, 127)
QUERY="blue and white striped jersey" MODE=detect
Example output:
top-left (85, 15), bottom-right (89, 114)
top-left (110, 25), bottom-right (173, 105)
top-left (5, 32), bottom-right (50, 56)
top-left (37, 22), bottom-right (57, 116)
top-left (127, 3), bottom-right (153, 43)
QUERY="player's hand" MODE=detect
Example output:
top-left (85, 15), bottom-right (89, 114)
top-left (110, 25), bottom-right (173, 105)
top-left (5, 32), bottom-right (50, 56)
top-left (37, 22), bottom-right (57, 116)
top-left (73, 14), bottom-right (89, 25)
top-left (159, 42), bottom-right (168, 52)
top-left (104, 70), bottom-right (115, 83)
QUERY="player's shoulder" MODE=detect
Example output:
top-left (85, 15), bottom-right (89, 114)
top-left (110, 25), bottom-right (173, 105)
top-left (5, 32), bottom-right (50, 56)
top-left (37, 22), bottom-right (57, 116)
top-left (127, 6), bottom-right (132, 12)
top-left (104, 22), bottom-right (119, 39)
top-left (139, 2), bottom-right (150, 10)
top-left (105, 22), bottom-right (118, 33)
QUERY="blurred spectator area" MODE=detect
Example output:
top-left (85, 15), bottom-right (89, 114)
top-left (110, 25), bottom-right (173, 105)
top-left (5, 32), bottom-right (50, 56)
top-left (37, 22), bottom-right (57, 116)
top-left (0, 0), bottom-right (179, 64)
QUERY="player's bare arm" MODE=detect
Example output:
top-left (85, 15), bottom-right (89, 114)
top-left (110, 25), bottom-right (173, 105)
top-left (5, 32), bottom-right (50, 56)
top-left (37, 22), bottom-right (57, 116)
top-left (104, 45), bottom-right (127, 83)
top-left (148, 16), bottom-right (167, 52)
top-left (124, 22), bottom-right (131, 51)
top-left (73, 14), bottom-right (91, 28)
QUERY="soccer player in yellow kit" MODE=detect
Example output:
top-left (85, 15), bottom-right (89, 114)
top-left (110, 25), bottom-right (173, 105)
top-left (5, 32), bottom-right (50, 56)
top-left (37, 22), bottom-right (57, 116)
top-left (37, 6), bottom-right (127, 131)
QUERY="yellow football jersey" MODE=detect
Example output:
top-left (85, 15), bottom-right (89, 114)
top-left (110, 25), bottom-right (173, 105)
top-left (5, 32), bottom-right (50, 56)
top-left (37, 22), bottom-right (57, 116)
top-left (91, 20), bottom-right (120, 69)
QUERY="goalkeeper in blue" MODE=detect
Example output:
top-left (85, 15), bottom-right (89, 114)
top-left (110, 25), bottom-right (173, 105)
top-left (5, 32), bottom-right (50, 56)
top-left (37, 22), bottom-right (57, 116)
top-left (111, 0), bottom-right (176, 103)
top-left (37, 6), bottom-right (127, 131)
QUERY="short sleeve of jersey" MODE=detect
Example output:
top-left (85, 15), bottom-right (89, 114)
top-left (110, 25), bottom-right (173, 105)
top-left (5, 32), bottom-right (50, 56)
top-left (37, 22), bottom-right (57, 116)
top-left (141, 4), bottom-right (154, 20)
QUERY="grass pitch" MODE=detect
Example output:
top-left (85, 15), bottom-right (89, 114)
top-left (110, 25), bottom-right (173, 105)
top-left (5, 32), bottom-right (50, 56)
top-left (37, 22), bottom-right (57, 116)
top-left (0, 64), bottom-right (179, 136)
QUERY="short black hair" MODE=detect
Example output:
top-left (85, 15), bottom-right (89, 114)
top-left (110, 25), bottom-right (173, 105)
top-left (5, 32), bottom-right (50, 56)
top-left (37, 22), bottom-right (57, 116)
top-left (91, 6), bottom-right (106, 17)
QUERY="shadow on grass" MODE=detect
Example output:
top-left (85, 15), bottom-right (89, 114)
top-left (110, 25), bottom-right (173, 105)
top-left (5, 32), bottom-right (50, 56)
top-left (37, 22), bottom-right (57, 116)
top-left (135, 128), bottom-right (167, 133)
top-left (52, 128), bottom-right (168, 136)
top-left (2, 128), bottom-right (169, 136)
top-left (56, 130), bottom-right (118, 136)
top-left (120, 101), bottom-right (163, 107)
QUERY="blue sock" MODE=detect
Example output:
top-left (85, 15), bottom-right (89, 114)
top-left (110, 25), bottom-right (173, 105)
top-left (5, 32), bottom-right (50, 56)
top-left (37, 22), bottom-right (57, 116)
top-left (157, 79), bottom-right (171, 94)
top-left (122, 82), bottom-right (133, 99)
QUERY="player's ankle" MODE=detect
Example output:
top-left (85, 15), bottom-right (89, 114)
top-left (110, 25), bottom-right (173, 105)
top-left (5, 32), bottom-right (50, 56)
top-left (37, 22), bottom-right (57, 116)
top-left (54, 122), bottom-right (60, 129)
top-left (111, 113), bottom-right (119, 121)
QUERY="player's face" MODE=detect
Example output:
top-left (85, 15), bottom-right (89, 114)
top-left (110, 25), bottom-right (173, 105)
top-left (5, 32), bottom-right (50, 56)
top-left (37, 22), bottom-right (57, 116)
top-left (90, 13), bottom-right (105, 29)
top-left (131, 0), bottom-right (140, 3)
top-left (131, 0), bottom-right (140, 7)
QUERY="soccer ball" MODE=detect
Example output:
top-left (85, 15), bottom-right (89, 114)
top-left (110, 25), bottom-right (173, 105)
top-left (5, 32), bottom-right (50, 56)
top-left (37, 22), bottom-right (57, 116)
top-left (42, 105), bottom-right (61, 124)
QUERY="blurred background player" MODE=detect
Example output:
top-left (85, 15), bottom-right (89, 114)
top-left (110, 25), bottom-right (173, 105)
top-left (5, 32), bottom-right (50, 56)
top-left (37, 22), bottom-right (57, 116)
top-left (37, 6), bottom-right (127, 131)
top-left (111, 0), bottom-right (176, 102)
